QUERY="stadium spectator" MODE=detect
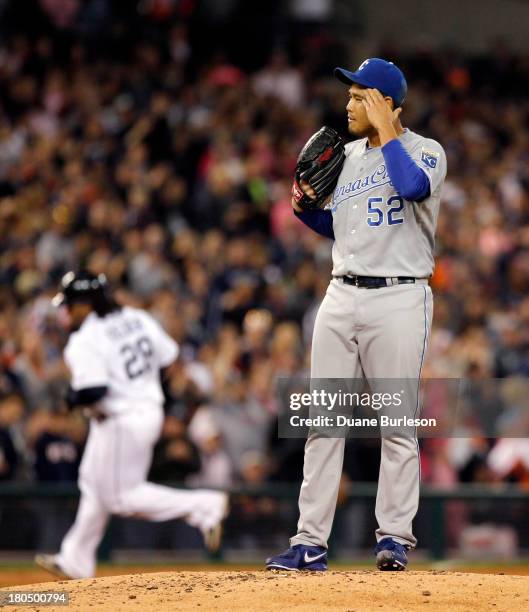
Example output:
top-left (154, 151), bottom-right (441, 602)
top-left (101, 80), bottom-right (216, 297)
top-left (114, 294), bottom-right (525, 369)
top-left (25, 407), bottom-right (86, 551)
top-left (148, 414), bottom-right (201, 484)
top-left (0, 392), bottom-right (21, 481)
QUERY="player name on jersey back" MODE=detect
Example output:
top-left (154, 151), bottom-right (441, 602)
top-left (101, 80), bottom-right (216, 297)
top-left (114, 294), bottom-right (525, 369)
top-left (64, 306), bottom-right (178, 416)
top-left (105, 316), bottom-right (144, 341)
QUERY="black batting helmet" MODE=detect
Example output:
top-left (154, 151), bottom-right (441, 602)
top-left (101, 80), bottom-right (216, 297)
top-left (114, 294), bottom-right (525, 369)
top-left (52, 271), bottom-right (109, 309)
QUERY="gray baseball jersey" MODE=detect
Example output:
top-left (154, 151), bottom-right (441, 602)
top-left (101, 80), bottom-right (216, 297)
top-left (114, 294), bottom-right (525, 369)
top-left (329, 129), bottom-right (447, 278)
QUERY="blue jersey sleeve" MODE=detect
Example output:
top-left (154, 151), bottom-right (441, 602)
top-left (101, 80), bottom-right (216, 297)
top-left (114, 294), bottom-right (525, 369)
top-left (294, 209), bottom-right (335, 239)
top-left (381, 139), bottom-right (430, 202)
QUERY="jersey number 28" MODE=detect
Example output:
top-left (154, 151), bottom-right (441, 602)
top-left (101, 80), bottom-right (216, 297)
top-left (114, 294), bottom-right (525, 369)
top-left (367, 196), bottom-right (404, 227)
top-left (120, 336), bottom-right (154, 380)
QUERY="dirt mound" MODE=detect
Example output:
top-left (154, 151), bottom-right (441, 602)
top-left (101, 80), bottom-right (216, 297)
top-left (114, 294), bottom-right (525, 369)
top-left (2, 570), bottom-right (528, 611)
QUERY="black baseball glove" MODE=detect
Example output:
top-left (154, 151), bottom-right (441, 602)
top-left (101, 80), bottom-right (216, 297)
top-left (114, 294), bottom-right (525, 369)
top-left (292, 126), bottom-right (345, 211)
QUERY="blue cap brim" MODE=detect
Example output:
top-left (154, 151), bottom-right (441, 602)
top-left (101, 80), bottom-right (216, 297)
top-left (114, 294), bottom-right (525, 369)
top-left (334, 67), bottom-right (376, 90)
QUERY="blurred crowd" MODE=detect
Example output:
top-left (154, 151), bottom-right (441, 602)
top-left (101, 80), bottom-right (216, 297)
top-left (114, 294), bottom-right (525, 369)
top-left (1, 5), bottom-right (529, 515)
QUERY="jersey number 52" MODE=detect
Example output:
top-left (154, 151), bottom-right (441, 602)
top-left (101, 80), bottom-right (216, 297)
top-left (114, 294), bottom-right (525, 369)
top-left (367, 196), bottom-right (404, 227)
top-left (120, 336), bottom-right (154, 380)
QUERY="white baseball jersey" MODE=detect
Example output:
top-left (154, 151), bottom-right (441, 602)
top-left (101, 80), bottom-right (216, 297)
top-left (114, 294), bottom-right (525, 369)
top-left (64, 306), bottom-right (178, 416)
top-left (330, 128), bottom-right (447, 278)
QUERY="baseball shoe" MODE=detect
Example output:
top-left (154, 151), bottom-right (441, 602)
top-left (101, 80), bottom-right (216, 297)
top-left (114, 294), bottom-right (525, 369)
top-left (201, 492), bottom-right (229, 553)
top-left (374, 538), bottom-right (409, 571)
top-left (35, 554), bottom-right (74, 580)
top-left (266, 544), bottom-right (328, 571)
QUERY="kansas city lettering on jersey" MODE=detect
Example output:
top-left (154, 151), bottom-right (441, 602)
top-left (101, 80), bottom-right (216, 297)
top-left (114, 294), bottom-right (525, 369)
top-left (329, 130), bottom-right (447, 278)
top-left (332, 163), bottom-right (392, 211)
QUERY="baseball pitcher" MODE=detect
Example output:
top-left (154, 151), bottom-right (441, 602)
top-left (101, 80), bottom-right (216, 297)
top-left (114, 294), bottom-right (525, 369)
top-left (36, 271), bottom-right (228, 579)
top-left (267, 58), bottom-right (446, 571)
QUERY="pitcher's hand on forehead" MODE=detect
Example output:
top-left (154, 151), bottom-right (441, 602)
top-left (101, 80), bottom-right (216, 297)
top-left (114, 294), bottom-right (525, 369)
top-left (362, 88), bottom-right (402, 133)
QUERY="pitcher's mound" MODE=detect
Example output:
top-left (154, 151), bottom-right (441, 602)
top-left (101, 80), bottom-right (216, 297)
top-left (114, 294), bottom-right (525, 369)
top-left (3, 570), bottom-right (529, 611)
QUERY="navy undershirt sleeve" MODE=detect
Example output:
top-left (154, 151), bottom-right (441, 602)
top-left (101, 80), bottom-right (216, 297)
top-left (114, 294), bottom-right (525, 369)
top-left (294, 209), bottom-right (335, 239)
top-left (65, 385), bottom-right (107, 409)
top-left (381, 139), bottom-right (431, 202)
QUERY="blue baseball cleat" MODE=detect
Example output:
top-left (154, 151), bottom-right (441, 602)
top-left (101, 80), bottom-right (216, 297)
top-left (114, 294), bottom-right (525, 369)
top-left (374, 538), bottom-right (409, 571)
top-left (266, 544), bottom-right (328, 571)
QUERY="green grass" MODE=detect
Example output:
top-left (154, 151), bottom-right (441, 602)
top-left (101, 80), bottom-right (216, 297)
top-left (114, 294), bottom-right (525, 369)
top-left (2, 559), bottom-right (529, 571)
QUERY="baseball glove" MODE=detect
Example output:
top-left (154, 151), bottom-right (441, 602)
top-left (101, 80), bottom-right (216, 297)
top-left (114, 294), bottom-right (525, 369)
top-left (292, 126), bottom-right (345, 211)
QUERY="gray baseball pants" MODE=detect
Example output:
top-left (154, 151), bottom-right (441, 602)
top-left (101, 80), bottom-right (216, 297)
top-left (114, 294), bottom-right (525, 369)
top-left (290, 278), bottom-right (433, 549)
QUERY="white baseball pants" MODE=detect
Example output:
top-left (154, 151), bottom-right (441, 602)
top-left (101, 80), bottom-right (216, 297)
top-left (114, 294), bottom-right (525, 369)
top-left (56, 410), bottom-right (226, 578)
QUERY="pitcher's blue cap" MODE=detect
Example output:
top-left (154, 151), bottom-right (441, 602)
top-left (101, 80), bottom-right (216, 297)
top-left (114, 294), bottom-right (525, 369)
top-left (334, 58), bottom-right (407, 107)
